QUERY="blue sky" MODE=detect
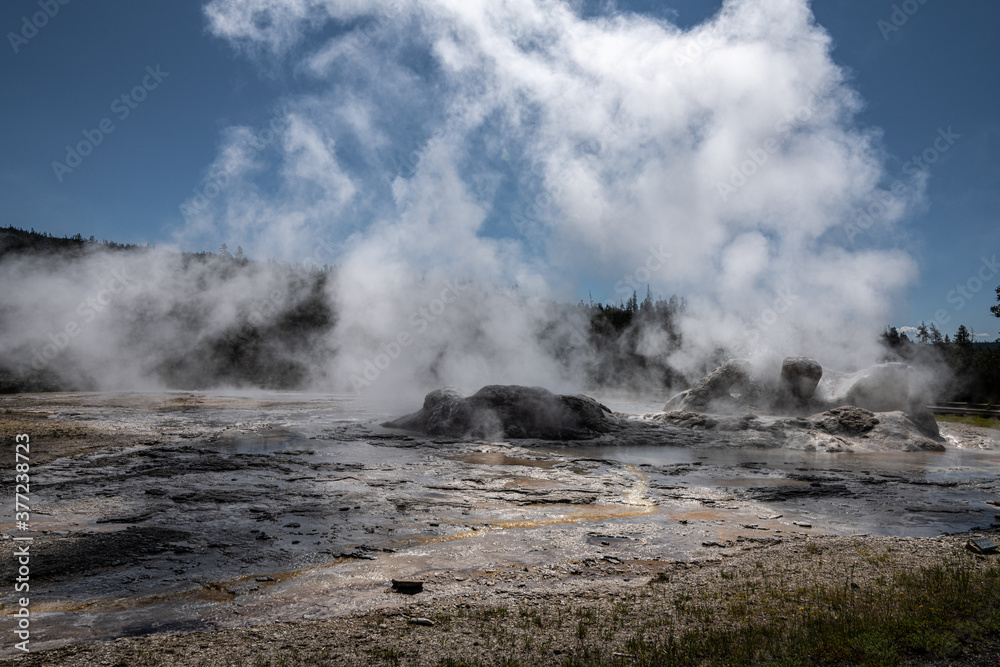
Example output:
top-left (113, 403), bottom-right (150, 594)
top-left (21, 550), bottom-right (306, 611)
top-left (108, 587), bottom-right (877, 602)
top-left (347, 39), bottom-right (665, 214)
top-left (2, 0), bottom-right (998, 341)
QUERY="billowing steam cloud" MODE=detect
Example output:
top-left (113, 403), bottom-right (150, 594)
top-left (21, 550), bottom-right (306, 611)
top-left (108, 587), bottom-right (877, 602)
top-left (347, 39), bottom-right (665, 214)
top-left (0, 0), bottom-right (925, 399)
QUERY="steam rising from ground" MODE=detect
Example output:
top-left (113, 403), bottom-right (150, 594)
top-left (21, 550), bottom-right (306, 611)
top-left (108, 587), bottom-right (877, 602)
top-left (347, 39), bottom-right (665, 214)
top-left (0, 0), bottom-right (926, 400)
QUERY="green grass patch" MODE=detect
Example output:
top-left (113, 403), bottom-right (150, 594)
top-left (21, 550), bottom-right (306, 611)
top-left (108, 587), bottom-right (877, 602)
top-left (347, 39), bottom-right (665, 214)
top-left (587, 557), bottom-right (1000, 666)
top-left (935, 414), bottom-right (1000, 429)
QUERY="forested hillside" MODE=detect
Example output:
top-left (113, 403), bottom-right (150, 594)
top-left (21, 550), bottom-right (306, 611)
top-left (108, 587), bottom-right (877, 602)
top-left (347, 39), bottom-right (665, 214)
top-left (3, 226), bottom-right (998, 403)
top-left (0, 227), bottom-right (685, 394)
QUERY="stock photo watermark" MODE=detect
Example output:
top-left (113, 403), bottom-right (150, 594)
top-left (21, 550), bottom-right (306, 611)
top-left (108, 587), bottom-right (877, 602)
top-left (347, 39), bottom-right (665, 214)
top-left (18, 267), bottom-right (133, 373)
top-left (511, 97), bottom-right (631, 234)
top-left (903, 254), bottom-right (998, 339)
top-left (738, 285), bottom-right (800, 350)
top-left (844, 126), bottom-right (959, 243)
top-left (344, 1), bottom-right (404, 58)
top-left (12, 433), bottom-right (32, 653)
top-left (379, 138), bottom-right (424, 184)
top-left (615, 245), bottom-right (672, 295)
top-left (7, 0), bottom-right (71, 54)
top-left (180, 109), bottom-right (286, 224)
top-left (349, 279), bottom-right (468, 393)
top-left (245, 238), bottom-right (339, 326)
top-left (715, 98), bottom-right (816, 202)
top-left (878, 0), bottom-right (932, 41)
top-left (673, 30), bottom-right (722, 68)
top-left (925, 255), bottom-right (999, 330)
top-left (509, 150), bottom-right (609, 234)
top-left (51, 65), bottom-right (169, 183)
top-left (510, 158), bottom-right (591, 236)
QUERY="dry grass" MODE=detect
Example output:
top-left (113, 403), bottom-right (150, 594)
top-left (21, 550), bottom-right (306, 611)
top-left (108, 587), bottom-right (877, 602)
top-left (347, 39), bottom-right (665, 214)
top-left (4, 534), bottom-right (998, 667)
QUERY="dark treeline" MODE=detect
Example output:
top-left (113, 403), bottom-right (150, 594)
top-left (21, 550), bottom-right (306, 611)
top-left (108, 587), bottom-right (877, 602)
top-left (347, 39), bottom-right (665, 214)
top-left (882, 324), bottom-right (1000, 404)
top-left (579, 286), bottom-right (686, 390)
top-left (0, 225), bottom-right (144, 257)
top-left (5, 226), bottom-right (999, 402)
top-left (0, 226), bottom-right (337, 392)
top-left (0, 226), bottom-right (686, 393)
top-left (152, 267), bottom-right (335, 391)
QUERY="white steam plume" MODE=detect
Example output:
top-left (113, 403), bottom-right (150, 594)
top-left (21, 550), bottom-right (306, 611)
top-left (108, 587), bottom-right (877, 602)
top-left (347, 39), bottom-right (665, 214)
top-left (0, 0), bottom-right (926, 399)
top-left (191, 0), bottom-right (921, 390)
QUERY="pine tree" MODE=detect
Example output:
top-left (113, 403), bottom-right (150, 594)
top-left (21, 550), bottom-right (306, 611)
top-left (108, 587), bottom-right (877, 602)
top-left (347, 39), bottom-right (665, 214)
top-left (955, 325), bottom-right (972, 347)
top-left (929, 322), bottom-right (943, 344)
top-left (641, 285), bottom-right (653, 313)
top-left (916, 321), bottom-right (929, 343)
top-left (884, 326), bottom-right (901, 347)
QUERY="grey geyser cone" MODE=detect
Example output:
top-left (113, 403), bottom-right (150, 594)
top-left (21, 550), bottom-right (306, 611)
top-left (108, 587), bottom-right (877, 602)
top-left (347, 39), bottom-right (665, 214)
top-left (383, 385), bottom-right (623, 440)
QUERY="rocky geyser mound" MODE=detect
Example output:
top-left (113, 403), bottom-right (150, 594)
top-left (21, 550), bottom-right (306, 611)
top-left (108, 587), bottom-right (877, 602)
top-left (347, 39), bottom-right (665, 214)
top-left (383, 385), bottom-right (624, 440)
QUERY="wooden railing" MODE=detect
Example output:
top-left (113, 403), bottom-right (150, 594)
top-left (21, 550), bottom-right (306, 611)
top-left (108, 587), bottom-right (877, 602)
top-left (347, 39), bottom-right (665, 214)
top-left (928, 402), bottom-right (1000, 418)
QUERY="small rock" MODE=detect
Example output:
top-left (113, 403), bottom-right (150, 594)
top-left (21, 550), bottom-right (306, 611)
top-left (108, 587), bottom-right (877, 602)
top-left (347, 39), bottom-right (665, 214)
top-left (793, 521), bottom-right (813, 528)
top-left (966, 537), bottom-right (999, 554)
top-left (392, 579), bottom-right (424, 594)
top-left (408, 617), bottom-right (435, 626)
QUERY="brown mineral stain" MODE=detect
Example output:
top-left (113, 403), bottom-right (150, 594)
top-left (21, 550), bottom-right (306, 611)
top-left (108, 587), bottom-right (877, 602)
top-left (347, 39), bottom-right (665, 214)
top-left (16, 565), bottom-right (330, 614)
top-left (417, 503), bottom-right (658, 545)
top-left (503, 475), bottom-right (563, 490)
